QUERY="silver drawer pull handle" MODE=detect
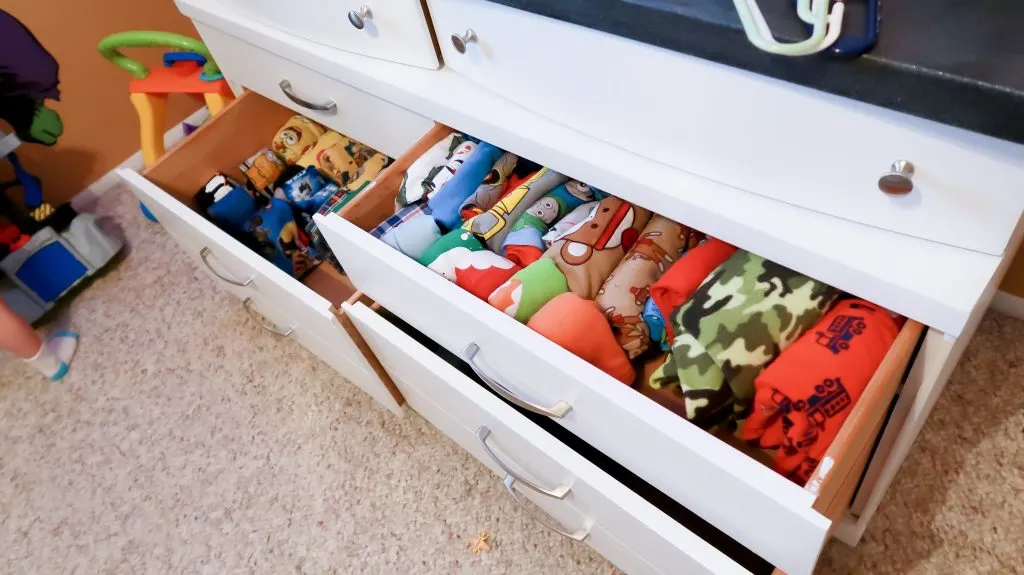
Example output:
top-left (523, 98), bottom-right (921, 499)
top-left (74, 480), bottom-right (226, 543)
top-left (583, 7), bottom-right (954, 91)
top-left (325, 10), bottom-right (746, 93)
top-left (464, 343), bottom-right (572, 418)
top-left (348, 5), bottom-right (373, 29)
top-left (200, 247), bottom-right (255, 287)
top-left (476, 426), bottom-right (570, 499)
top-left (476, 426), bottom-right (590, 542)
top-left (451, 29), bottom-right (477, 54)
top-left (502, 475), bottom-right (590, 541)
top-left (878, 160), bottom-right (915, 196)
top-left (242, 298), bottom-right (295, 337)
top-left (278, 79), bottom-right (337, 113)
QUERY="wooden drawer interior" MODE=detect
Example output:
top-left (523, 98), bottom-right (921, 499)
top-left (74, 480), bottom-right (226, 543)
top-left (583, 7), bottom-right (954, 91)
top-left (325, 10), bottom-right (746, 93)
top-left (338, 121), bottom-right (927, 528)
top-left (142, 90), bottom-right (404, 307)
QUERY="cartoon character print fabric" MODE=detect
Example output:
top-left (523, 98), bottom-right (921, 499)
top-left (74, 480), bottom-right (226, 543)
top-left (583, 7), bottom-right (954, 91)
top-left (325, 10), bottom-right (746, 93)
top-left (595, 216), bottom-right (702, 359)
top-left (544, 196), bottom-right (651, 299)
top-left (739, 299), bottom-right (903, 484)
top-left (646, 250), bottom-right (840, 428)
top-left (243, 197), bottom-right (319, 278)
top-left (272, 115), bottom-right (326, 164)
top-left (464, 168), bottom-right (569, 252)
top-left (501, 180), bottom-right (601, 267)
top-left (396, 133), bottom-right (471, 207)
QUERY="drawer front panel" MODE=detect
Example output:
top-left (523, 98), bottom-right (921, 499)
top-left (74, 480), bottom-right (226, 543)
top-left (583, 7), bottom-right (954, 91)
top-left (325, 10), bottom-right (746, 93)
top-left (345, 302), bottom-right (751, 575)
top-left (241, 294), bottom-right (402, 414)
top-left (119, 169), bottom-right (396, 411)
top-left (427, 0), bottom-right (1024, 255)
top-left (194, 22), bottom-right (435, 160)
top-left (317, 213), bottom-right (831, 575)
top-left (214, 0), bottom-right (439, 69)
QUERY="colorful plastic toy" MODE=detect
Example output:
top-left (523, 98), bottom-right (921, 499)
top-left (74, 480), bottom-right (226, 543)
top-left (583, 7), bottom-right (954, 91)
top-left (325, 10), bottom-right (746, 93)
top-left (98, 31), bottom-right (235, 168)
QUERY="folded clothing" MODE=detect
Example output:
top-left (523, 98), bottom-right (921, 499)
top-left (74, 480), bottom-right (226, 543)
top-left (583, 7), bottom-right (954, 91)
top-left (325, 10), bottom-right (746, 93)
top-left (502, 180), bottom-right (601, 267)
top-left (298, 131), bottom-right (382, 188)
top-left (380, 213), bottom-right (442, 260)
top-left (650, 237), bottom-right (737, 344)
top-left (396, 133), bottom-right (471, 207)
top-left (343, 152), bottom-right (390, 196)
top-left (429, 142), bottom-right (505, 230)
top-left (304, 152), bottom-right (392, 266)
top-left (487, 257), bottom-right (568, 323)
top-left (244, 197), bottom-right (319, 277)
top-left (456, 152), bottom-right (519, 220)
top-left (464, 168), bottom-right (569, 252)
top-left (272, 115), bottom-right (327, 164)
top-left (596, 215), bottom-right (692, 359)
top-left (541, 201), bottom-right (598, 247)
top-left (544, 196), bottom-right (652, 299)
top-left (240, 148), bottom-right (286, 197)
top-left (528, 293), bottom-right (635, 385)
top-left (453, 250), bottom-right (521, 301)
top-left (416, 229), bottom-right (486, 281)
top-left (647, 250), bottom-right (840, 428)
top-left (371, 202), bottom-right (432, 239)
top-left (196, 173), bottom-right (257, 236)
top-left (739, 299), bottom-right (902, 484)
top-left (642, 297), bottom-right (668, 352)
top-left (277, 166), bottom-right (333, 213)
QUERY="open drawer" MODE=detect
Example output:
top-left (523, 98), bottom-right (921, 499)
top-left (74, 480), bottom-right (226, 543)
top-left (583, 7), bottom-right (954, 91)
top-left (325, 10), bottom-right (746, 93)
top-left (314, 124), bottom-right (926, 574)
top-left (117, 91), bottom-right (403, 414)
top-left (346, 301), bottom-right (757, 575)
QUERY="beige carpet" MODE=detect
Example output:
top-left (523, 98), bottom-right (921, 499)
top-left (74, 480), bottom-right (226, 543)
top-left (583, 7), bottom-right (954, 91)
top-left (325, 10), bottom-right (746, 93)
top-left (1, 184), bottom-right (1021, 574)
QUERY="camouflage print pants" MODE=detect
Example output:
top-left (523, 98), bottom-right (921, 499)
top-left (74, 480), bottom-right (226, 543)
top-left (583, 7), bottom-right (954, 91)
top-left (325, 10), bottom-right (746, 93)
top-left (649, 250), bottom-right (839, 428)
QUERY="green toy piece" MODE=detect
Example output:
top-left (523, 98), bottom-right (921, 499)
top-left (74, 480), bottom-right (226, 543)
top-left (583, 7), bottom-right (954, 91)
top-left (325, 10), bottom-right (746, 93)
top-left (97, 31), bottom-right (220, 79)
top-left (28, 105), bottom-right (63, 146)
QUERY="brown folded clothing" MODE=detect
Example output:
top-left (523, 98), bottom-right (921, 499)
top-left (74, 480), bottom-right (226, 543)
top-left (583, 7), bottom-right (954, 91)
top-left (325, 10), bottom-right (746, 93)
top-left (544, 197), bottom-right (651, 299)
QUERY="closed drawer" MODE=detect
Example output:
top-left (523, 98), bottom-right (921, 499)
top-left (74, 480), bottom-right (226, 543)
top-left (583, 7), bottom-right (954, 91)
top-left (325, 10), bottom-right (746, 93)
top-left (345, 301), bottom-right (757, 575)
top-left (118, 91), bottom-right (406, 414)
top-left (314, 124), bottom-right (925, 575)
top-left (193, 21), bottom-right (434, 160)
top-left (203, 0), bottom-right (439, 69)
top-left (427, 0), bottom-right (1024, 255)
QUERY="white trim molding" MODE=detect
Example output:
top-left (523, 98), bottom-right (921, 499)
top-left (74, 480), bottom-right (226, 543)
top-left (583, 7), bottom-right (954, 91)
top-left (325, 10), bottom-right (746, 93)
top-left (990, 290), bottom-right (1024, 320)
top-left (71, 107), bottom-right (211, 212)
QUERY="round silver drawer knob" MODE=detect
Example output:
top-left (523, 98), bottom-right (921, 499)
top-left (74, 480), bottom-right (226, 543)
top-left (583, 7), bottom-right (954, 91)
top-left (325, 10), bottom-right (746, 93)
top-left (451, 29), bottom-right (478, 54)
top-left (878, 160), bottom-right (915, 195)
top-left (348, 5), bottom-right (373, 29)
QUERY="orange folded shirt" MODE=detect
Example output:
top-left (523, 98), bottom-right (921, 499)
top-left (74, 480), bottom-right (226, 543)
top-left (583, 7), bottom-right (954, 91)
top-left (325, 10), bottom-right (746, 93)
top-left (649, 238), bottom-right (736, 344)
top-left (527, 292), bottom-right (636, 385)
top-left (739, 299), bottom-right (903, 484)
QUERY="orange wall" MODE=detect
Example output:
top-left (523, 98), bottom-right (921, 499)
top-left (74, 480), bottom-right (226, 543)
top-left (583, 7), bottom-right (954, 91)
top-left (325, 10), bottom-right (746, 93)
top-left (1001, 248), bottom-right (1024, 297)
top-left (1, 1), bottom-right (201, 205)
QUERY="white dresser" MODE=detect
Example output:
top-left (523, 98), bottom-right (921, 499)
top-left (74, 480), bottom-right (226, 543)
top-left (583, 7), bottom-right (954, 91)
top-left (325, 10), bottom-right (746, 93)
top-left (120, 1), bottom-right (1024, 572)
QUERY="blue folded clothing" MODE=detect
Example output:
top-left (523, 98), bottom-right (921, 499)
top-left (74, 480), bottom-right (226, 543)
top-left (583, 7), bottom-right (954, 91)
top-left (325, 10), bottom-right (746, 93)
top-left (427, 141), bottom-right (504, 231)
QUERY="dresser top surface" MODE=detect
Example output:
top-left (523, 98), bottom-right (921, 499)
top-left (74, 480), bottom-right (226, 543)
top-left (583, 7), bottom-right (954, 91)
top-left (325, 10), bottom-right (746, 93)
top-left (485, 0), bottom-right (1024, 145)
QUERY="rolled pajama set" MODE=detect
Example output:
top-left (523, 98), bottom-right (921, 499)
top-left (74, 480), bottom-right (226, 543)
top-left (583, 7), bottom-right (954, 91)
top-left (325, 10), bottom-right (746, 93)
top-left (528, 293), bottom-right (635, 385)
top-left (416, 228), bottom-right (520, 299)
top-left (272, 115), bottom-right (327, 164)
top-left (464, 168), bottom-right (570, 252)
top-left (594, 215), bottom-right (694, 359)
top-left (650, 237), bottom-right (737, 344)
top-left (541, 201), bottom-right (599, 248)
top-left (645, 250), bottom-right (840, 428)
top-left (395, 133), bottom-right (474, 207)
top-left (429, 142), bottom-right (506, 230)
top-left (456, 152), bottom-right (520, 220)
top-left (544, 196), bottom-right (652, 299)
top-left (380, 213), bottom-right (442, 260)
top-left (501, 180), bottom-right (601, 267)
top-left (739, 299), bottom-right (903, 484)
top-left (416, 229), bottom-right (486, 281)
top-left (487, 257), bottom-right (569, 323)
